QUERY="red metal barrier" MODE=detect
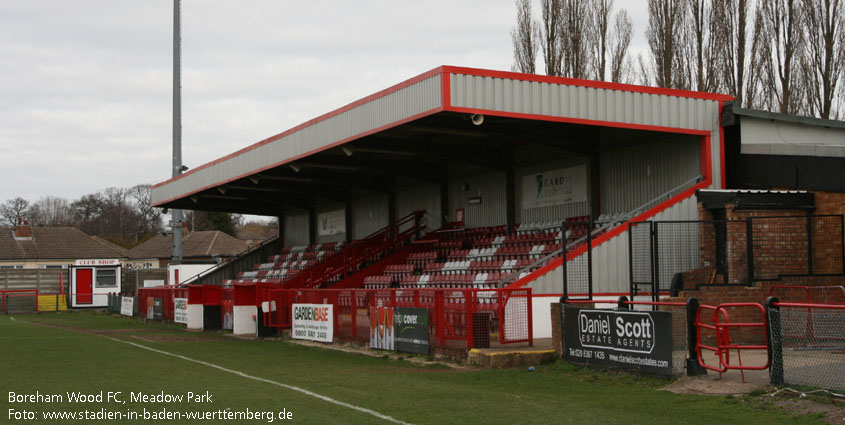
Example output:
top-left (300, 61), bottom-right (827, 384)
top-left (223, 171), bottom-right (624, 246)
top-left (695, 302), bottom-right (769, 382)
top-left (281, 211), bottom-right (425, 289)
top-left (249, 287), bottom-right (533, 349)
top-left (1, 289), bottom-right (39, 312)
top-left (137, 285), bottom-right (188, 321)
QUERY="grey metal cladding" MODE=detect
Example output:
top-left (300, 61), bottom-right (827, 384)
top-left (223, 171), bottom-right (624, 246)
top-left (450, 73), bottom-right (722, 189)
top-left (152, 74), bottom-right (442, 205)
top-left (395, 184), bottom-right (441, 231)
top-left (351, 194), bottom-right (389, 240)
top-left (283, 212), bottom-right (309, 246)
top-left (600, 135), bottom-right (700, 213)
top-left (448, 172), bottom-right (507, 227)
top-left (450, 73), bottom-right (718, 132)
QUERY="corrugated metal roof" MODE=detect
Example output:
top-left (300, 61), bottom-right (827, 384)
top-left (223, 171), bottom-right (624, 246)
top-left (152, 66), bottom-right (732, 210)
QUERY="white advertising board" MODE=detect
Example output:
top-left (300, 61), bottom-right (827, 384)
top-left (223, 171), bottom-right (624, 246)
top-left (120, 296), bottom-right (134, 316)
top-left (291, 303), bottom-right (333, 343)
top-left (317, 209), bottom-right (345, 236)
top-left (173, 297), bottom-right (188, 324)
top-left (522, 165), bottom-right (588, 209)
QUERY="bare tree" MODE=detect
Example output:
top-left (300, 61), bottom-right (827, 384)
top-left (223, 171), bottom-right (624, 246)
top-left (560, 0), bottom-right (592, 79)
top-left (589, 0), bottom-right (614, 81)
top-left (646, 0), bottom-right (688, 88)
top-left (129, 184), bottom-right (163, 235)
top-left (28, 196), bottom-right (75, 227)
top-left (801, 0), bottom-right (844, 119)
top-left (608, 9), bottom-right (634, 84)
top-left (540, 0), bottom-right (564, 76)
top-left (511, 0), bottom-right (539, 74)
top-left (713, 0), bottom-right (752, 105)
top-left (757, 0), bottom-right (807, 114)
top-left (682, 0), bottom-right (720, 92)
top-left (0, 197), bottom-right (30, 226)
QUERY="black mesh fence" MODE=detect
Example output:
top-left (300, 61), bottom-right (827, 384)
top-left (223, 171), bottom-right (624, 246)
top-left (562, 221), bottom-right (592, 300)
top-left (628, 215), bottom-right (844, 290)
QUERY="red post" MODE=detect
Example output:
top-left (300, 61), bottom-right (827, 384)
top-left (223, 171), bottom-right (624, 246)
top-left (526, 289), bottom-right (533, 347)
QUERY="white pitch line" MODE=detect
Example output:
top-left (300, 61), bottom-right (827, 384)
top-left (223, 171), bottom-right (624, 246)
top-left (10, 317), bottom-right (412, 425)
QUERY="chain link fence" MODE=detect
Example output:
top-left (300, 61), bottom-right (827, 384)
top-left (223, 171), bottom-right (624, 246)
top-left (769, 304), bottom-right (845, 392)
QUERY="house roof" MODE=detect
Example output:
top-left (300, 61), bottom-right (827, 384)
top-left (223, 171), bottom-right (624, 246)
top-left (127, 230), bottom-right (248, 260)
top-left (0, 227), bottom-right (129, 261)
top-left (91, 236), bottom-right (131, 257)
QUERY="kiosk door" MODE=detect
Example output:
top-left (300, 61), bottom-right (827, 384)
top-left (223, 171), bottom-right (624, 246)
top-left (76, 268), bottom-right (93, 304)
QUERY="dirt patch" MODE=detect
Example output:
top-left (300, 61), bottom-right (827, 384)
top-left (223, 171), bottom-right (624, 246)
top-left (664, 376), bottom-right (845, 424)
top-left (284, 339), bottom-right (472, 370)
top-left (663, 375), bottom-right (763, 396)
top-left (129, 333), bottom-right (233, 343)
top-left (776, 399), bottom-right (845, 425)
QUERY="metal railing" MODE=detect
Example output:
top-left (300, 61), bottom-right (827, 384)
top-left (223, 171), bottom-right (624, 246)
top-left (495, 175), bottom-right (704, 289)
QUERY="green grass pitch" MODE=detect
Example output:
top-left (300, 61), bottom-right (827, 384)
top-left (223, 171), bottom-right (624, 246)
top-left (0, 312), bottom-right (828, 424)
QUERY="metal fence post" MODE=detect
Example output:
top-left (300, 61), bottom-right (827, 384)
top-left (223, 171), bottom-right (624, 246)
top-left (806, 214), bottom-right (814, 275)
top-left (686, 297), bottom-right (707, 376)
top-left (587, 218), bottom-right (593, 300)
top-left (746, 217), bottom-right (755, 284)
top-left (651, 222), bottom-right (659, 303)
top-left (561, 220), bottom-right (568, 301)
top-left (765, 296), bottom-right (784, 386)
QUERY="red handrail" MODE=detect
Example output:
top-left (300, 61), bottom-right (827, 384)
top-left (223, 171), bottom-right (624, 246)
top-left (281, 211), bottom-right (425, 289)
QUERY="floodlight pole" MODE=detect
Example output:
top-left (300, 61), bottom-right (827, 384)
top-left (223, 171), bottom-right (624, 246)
top-left (171, 0), bottom-right (184, 266)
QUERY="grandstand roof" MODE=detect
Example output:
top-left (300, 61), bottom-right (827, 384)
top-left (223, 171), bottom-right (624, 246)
top-left (152, 66), bottom-right (730, 216)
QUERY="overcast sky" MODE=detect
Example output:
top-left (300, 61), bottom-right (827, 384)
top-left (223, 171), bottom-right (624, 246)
top-left (0, 1), bottom-right (651, 210)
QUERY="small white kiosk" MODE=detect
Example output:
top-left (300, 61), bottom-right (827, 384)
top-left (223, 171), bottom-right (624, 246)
top-left (70, 259), bottom-right (122, 308)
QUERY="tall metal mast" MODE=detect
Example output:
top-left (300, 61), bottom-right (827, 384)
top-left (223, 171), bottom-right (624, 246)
top-left (171, 0), bottom-right (184, 266)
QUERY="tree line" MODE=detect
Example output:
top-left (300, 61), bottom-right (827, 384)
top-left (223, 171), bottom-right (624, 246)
top-left (0, 186), bottom-right (273, 248)
top-left (511, 0), bottom-right (844, 119)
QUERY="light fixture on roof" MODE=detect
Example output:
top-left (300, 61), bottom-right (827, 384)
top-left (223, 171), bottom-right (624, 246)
top-left (217, 186), bottom-right (228, 194)
top-left (180, 165), bottom-right (189, 172)
top-left (289, 162), bottom-right (302, 173)
top-left (190, 195), bottom-right (199, 203)
top-left (341, 145), bottom-right (355, 157)
top-left (470, 113), bottom-right (484, 126)
top-left (249, 175), bottom-right (261, 185)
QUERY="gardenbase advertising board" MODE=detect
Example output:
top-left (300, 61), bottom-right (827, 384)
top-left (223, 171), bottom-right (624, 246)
top-left (562, 306), bottom-right (673, 376)
top-left (173, 298), bottom-right (188, 324)
top-left (292, 304), bottom-right (333, 343)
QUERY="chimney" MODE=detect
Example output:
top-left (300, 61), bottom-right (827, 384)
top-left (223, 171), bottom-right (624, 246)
top-left (15, 218), bottom-right (32, 239)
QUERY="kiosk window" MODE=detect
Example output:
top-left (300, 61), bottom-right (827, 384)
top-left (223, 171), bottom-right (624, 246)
top-left (96, 268), bottom-right (117, 288)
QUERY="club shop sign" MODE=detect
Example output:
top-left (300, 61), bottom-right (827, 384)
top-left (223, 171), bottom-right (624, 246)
top-left (563, 307), bottom-right (673, 375)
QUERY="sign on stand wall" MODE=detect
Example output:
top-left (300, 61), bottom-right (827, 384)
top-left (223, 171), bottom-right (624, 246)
top-left (562, 306), bottom-right (674, 376)
top-left (120, 296), bottom-right (134, 317)
top-left (292, 304), bottom-right (333, 343)
top-left (370, 306), bottom-right (394, 351)
top-left (522, 165), bottom-right (587, 209)
top-left (370, 307), bottom-right (430, 354)
top-left (174, 297), bottom-right (188, 324)
top-left (394, 308), bottom-right (429, 354)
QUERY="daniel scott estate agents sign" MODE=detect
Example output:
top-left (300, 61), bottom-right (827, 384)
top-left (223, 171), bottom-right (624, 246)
top-left (563, 307), bottom-right (673, 375)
